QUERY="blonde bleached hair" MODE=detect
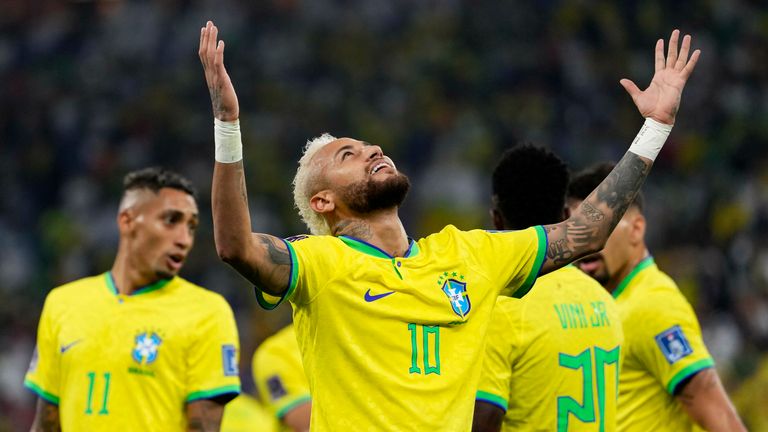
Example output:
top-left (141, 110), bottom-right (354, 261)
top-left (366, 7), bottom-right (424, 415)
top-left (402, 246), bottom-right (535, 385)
top-left (292, 133), bottom-right (338, 235)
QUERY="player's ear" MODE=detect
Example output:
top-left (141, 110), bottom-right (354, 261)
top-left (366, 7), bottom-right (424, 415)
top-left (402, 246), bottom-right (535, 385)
top-left (310, 191), bottom-right (335, 214)
top-left (629, 210), bottom-right (646, 245)
top-left (117, 209), bottom-right (134, 236)
top-left (490, 208), bottom-right (505, 231)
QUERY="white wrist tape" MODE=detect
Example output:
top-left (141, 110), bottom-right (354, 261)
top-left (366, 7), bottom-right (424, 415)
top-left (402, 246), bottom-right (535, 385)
top-left (628, 118), bottom-right (673, 161)
top-left (214, 118), bottom-right (243, 163)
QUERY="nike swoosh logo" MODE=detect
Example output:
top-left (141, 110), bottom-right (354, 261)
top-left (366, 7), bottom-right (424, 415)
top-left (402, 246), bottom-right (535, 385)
top-left (364, 289), bottom-right (396, 302)
top-left (60, 340), bottom-right (82, 353)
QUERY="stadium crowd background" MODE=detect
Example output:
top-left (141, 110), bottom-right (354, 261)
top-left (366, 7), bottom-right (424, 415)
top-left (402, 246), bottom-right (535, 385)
top-left (1, 0), bottom-right (768, 429)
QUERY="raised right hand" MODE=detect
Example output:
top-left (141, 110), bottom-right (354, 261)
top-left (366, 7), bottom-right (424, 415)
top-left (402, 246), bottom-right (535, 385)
top-left (199, 21), bottom-right (239, 121)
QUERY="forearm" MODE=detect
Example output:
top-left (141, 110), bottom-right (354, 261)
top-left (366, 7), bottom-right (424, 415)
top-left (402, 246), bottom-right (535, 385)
top-left (212, 160), bottom-right (253, 261)
top-left (187, 399), bottom-right (225, 432)
top-left (30, 398), bottom-right (60, 432)
top-left (544, 150), bottom-right (652, 269)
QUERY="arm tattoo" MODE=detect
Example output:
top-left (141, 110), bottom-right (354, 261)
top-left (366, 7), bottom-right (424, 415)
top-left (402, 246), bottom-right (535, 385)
top-left (31, 399), bottom-right (60, 432)
top-left (237, 234), bottom-right (291, 296)
top-left (544, 152), bottom-right (651, 270)
top-left (187, 399), bottom-right (224, 432)
top-left (333, 220), bottom-right (373, 240)
top-left (209, 86), bottom-right (224, 119)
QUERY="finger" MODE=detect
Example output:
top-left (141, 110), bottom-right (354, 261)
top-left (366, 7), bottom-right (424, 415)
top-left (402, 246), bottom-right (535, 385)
top-left (619, 79), bottom-right (642, 100)
top-left (198, 26), bottom-right (206, 60)
top-left (654, 39), bottom-right (665, 72)
top-left (215, 40), bottom-right (225, 72)
top-left (675, 34), bottom-right (691, 70)
top-left (681, 49), bottom-right (701, 79)
top-left (207, 23), bottom-right (218, 64)
top-left (666, 29), bottom-right (680, 68)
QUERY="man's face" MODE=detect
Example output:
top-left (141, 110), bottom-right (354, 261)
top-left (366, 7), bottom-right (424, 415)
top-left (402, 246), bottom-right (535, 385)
top-left (568, 199), bottom-right (637, 286)
top-left (122, 188), bottom-right (199, 279)
top-left (313, 138), bottom-right (410, 213)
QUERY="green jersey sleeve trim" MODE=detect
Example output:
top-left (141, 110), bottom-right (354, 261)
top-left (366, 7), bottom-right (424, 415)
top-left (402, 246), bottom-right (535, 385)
top-left (186, 384), bottom-right (241, 402)
top-left (666, 358), bottom-right (715, 395)
top-left (476, 390), bottom-right (508, 412)
top-left (275, 394), bottom-right (311, 419)
top-left (254, 239), bottom-right (299, 310)
top-left (24, 379), bottom-right (59, 405)
top-left (512, 225), bottom-right (547, 298)
top-left (612, 256), bottom-right (654, 299)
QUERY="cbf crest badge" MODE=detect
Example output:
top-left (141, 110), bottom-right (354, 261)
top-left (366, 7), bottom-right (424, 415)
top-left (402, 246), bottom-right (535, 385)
top-left (438, 272), bottom-right (471, 318)
top-left (132, 332), bottom-right (162, 365)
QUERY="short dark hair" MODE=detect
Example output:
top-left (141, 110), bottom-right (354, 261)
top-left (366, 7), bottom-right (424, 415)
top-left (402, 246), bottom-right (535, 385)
top-left (123, 167), bottom-right (197, 199)
top-left (492, 145), bottom-right (569, 230)
top-left (567, 162), bottom-right (644, 211)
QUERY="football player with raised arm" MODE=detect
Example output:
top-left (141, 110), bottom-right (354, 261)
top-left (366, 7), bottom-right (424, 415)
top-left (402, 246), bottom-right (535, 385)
top-left (199, 22), bottom-right (699, 430)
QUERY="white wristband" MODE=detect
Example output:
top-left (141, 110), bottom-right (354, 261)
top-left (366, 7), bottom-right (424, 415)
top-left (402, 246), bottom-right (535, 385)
top-left (214, 118), bottom-right (243, 163)
top-left (628, 118), bottom-right (673, 161)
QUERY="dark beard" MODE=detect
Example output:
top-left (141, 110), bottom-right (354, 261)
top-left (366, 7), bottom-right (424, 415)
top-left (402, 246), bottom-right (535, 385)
top-left (340, 173), bottom-right (411, 214)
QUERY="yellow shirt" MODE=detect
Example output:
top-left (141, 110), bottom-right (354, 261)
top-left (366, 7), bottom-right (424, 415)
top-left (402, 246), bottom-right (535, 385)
top-left (24, 273), bottom-right (241, 431)
top-left (477, 266), bottom-right (624, 431)
top-left (257, 225), bottom-right (546, 431)
top-left (221, 394), bottom-right (279, 432)
top-left (733, 356), bottom-right (768, 431)
top-left (252, 324), bottom-right (310, 428)
top-left (614, 257), bottom-right (714, 431)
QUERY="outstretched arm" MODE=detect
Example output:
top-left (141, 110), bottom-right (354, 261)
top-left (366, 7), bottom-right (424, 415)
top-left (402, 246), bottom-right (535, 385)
top-left (540, 30), bottom-right (700, 274)
top-left (199, 21), bottom-right (290, 296)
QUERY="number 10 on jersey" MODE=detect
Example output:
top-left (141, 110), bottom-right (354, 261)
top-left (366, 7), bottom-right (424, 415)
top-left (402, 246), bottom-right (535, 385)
top-left (407, 323), bottom-right (441, 375)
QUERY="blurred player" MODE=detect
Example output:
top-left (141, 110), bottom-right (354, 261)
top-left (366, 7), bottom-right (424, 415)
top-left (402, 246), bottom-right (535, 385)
top-left (568, 164), bottom-right (745, 432)
top-left (252, 324), bottom-right (310, 432)
top-left (25, 168), bottom-right (241, 431)
top-left (200, 20), bottom-right (699, 430)
top-left (473, 146), bottom-right (623, 431)
top-left (221, 394), bottom-right (279, 432)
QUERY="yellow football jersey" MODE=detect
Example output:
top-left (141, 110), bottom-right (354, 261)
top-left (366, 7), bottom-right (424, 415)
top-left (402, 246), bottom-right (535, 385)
top-left (252, 324), bottom-right (310, 428)
top-left (476, 266), bottom-right (624, 431)
top-left (221, 394), bottom-right (279, 432)
top-left (24, 273), bottom-right (241, 431)
top-left (613, 257), bottom-right (714, 431)
top-left (256, 225), bottom-right (546, 431)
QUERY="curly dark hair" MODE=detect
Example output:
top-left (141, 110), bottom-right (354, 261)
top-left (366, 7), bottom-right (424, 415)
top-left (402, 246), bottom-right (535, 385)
top-left (492, 145), bottom-right (569, 230)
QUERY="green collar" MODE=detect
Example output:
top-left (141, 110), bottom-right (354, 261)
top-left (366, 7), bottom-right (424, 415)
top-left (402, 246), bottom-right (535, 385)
top-left (338, 236), bottom-right (420, 259)
top-left (106, 272), bottom-right (172, 297)
top-left (612, 256), bottom-right (654, 299)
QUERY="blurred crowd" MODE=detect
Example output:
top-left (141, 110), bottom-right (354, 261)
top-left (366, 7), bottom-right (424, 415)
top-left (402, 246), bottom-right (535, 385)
top-left (2, 0), bottom-right (768, 429)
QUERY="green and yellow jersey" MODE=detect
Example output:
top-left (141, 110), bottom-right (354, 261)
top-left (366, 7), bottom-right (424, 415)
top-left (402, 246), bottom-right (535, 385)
top-left (257, 225), bottom-right (546, 431)
top-left (476, 265), bottom-right (624, 431)
top-left (24, 273), bottom-right (241, 431)
top-left (252, 324), bottom-right (310, 429)
top-left (221, 394), bottom-right (279, 432)
top-left (613, 257), bottom-right (714, 431)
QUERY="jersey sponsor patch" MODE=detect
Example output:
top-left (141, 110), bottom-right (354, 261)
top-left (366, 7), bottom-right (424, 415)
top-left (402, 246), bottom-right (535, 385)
top-left (28, 346), bottom-right (39, 373)
top-left (266, 375), bottom-right (287, 400)
top-left (655, 325), bottom-right (693, 364)
top-left (222, 344), bottom-right (238, 376)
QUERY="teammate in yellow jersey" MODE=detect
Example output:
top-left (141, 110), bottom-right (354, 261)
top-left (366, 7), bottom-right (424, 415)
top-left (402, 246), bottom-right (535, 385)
top-left (25, 168), bottom-right (241, 431)
top-left (252, 324), bottom-right (311, 431)
top-left (199, 21), bottom-right (700, 430)
top-left (568, 164), bottom-right (745, 432)
top-left (221, 394), bottom-right (279, 432)
top-left (473, 146), bottom-right (624, 432)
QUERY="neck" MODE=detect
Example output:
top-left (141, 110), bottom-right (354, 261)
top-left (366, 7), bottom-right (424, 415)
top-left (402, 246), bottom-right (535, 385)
top-left (605, 247), bottom-right (650, 294)
top-left (110, 245), bottom-right (161, 295)
top-left (332, 210), bottom-right (409, 257)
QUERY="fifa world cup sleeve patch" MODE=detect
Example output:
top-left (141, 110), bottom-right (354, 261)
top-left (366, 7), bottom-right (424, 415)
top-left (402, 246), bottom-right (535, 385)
top-left (222, 345), bottom-right (239, 376)
top-left (267, 375), bottom-right (287, 400)
top-left (655, 325), bottom-right (693, 364)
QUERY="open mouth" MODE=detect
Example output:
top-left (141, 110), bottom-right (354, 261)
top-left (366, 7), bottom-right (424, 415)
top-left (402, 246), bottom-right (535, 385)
top-left (369, 162), bottom-right (392, 175)
top-left (166, 253), bottom-right (185, 270)
top-left (577, 255), bottom-right (602, 273)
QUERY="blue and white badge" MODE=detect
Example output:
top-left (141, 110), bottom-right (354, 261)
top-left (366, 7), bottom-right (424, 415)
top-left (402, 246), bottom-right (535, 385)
top-left (222, 345), bottom-right (238, 376)
top-left (655, 325), bottom-right (693, 364)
